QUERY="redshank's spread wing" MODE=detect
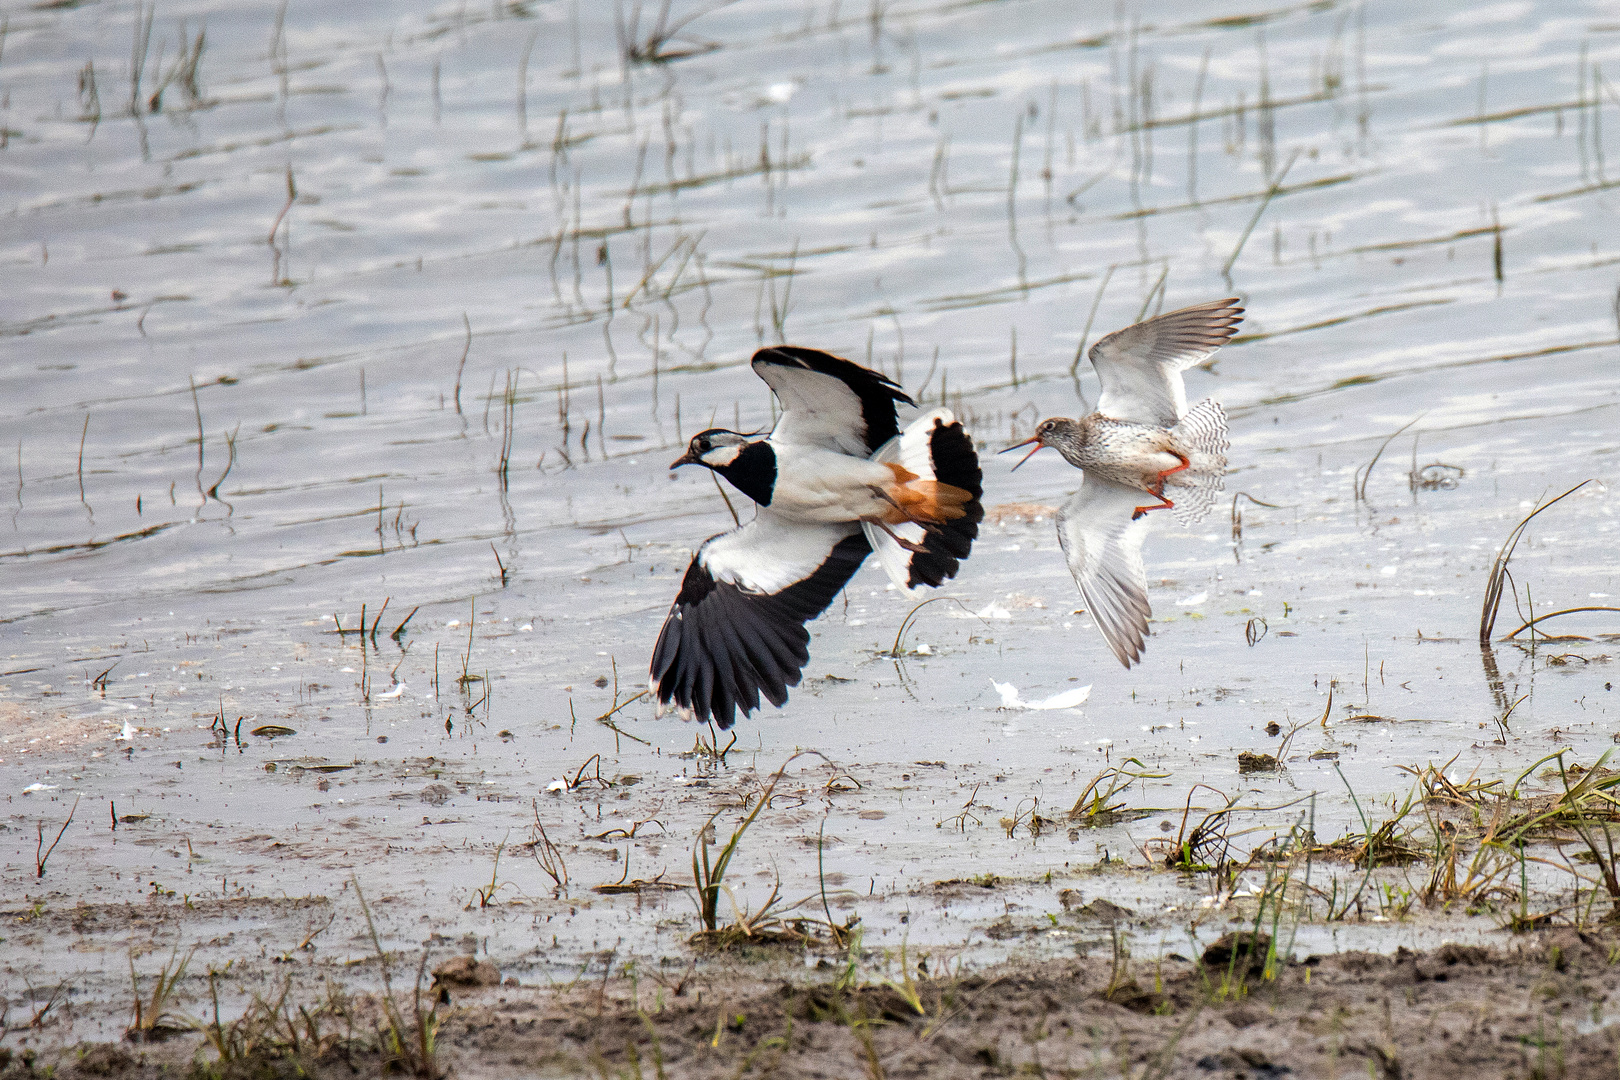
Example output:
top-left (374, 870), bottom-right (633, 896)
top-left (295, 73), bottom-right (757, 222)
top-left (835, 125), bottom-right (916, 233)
top-left (1088, 298), bottom-right (1244, 427)
top-left (752, 346), bottom-right (914, 457)
top-left (650, 510), bottom-right (869, 727)
top-left (1056, 475), bottom-right (1154, 668)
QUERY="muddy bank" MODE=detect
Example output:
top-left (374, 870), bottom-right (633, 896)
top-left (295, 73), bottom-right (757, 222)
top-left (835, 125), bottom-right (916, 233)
top-left (10, 932), bottom-right (1618, 1079)
top-left (481, 932), bottom-right (1620, 1079)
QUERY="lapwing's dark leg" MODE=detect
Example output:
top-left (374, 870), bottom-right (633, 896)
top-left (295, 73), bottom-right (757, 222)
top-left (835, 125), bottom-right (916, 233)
top-left (870, 519), bottom-right (931, 554)
top-left (864, 486), bottom-right (934, 553)
top-left (867, 485), bottom-right (905, 512)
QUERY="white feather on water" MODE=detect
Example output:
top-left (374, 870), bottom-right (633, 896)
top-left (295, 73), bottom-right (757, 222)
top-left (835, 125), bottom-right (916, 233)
top-left (991, 680), bottom-right (1092, 711)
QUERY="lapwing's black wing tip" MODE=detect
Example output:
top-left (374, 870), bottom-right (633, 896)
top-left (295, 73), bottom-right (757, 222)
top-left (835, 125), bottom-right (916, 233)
top-left (650, 531), bottom-right (871, 729)
top-left (751, 345), bottom-right (910, 395)
top-left (905, 417), bottom-right (984, 589)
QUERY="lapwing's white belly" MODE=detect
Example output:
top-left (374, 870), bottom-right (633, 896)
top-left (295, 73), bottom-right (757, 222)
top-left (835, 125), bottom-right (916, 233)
top-left (766, 445), bottom-right (895, 523)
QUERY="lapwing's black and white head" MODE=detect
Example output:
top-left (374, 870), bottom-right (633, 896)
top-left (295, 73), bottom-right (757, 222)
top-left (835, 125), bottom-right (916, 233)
top-left (670, 429), bottom-right (778, 507)
top-left (671, 429), bottom-right (753, 471)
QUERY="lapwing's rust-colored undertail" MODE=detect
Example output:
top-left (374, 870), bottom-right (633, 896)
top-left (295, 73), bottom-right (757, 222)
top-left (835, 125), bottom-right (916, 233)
top-left (1005, 298), bottom-right (1243, 668)
top-left (651, 346), bottom-right (984, 728)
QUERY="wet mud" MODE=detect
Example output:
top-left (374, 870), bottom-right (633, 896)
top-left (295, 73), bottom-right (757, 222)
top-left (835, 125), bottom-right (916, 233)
top-left (11, 933), bottom-right (1620, 1078)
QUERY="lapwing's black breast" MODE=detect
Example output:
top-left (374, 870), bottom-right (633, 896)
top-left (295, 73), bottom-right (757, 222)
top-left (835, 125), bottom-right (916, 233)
top-left (719, 440), bottom-right (777, 506)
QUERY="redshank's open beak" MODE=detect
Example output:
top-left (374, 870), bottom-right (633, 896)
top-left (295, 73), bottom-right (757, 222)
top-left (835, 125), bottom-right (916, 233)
top-left (670, 449), bottom-right (699, 469)
top-left (999, 435), bottom-right (1046, 472)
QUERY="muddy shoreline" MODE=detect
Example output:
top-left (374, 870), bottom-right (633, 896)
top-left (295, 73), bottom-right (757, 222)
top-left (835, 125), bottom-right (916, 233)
top-left (7, 929), bottom-right (1617, 1078)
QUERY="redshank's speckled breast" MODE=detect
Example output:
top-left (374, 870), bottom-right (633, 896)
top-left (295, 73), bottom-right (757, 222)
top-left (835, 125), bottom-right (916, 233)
top-left (1062, 415), bottom-right (1182, 492)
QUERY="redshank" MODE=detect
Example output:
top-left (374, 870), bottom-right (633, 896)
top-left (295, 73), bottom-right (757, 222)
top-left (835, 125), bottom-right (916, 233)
top-left (1001, 298), bottom-right (1243, 666)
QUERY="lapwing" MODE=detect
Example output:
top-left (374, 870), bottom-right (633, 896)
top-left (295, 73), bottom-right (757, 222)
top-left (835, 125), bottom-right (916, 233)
top-left (1002, 298), bottom-right (1243, 667)
top-left (651, 346), bottom-right (983, 727)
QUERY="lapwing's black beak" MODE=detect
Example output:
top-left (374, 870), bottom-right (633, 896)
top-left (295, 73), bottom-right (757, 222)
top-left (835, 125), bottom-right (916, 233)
top-left (670, 449), bottom-right (700, 469)
top-left (1000, 435), bottom-right (1045, 472)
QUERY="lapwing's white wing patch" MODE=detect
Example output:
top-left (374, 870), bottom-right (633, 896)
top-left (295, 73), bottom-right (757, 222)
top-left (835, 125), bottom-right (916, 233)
top-left (1089, 298), bottom-right (1243, 427)
top-left (751, 346), bottom-right (909, 456)
top-left (701, 511), bottom-right (859, 595)
top-left (991, 680), bottom-right (1092, 710)
top-left (861, 405), bottom-right (938, 594)
top-left (1056, 474), bottom-right (1153, 667)
top-left (862, 519), bottom-right (928, 596)
top-left (756, 362), bottom-right (868, 456)
top-left (880, 406), bottom-right (955, 480)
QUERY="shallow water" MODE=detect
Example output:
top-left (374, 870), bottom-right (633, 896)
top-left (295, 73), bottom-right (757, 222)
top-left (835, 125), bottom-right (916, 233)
top-left (2, 0), bottom-right (1619, 1029)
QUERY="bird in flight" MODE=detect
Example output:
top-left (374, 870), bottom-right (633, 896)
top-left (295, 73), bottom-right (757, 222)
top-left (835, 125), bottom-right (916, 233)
top-left (1002, 298), bottom-right (1243, 667)
top-left (652, 346), bottom-right (983, 727)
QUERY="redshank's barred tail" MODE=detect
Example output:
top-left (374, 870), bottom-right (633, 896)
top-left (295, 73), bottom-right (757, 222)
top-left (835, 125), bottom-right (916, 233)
top-left (863, 408), bottom-right (984, 592)
top-left (1166, 398), bottom-right (1229, 527)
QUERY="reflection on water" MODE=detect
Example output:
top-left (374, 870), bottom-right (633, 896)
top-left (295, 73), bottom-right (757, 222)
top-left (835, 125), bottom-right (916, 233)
top-left (1480, 643), bottom-right (1511, 709)
top-left (0, 0), bottom-right (1617, 978)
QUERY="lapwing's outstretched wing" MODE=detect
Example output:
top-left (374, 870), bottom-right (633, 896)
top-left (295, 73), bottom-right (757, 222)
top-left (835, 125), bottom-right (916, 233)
top-left (752, 346), bottom-right (915, 456)
top-left (650, 512), bottom-right (869, 728)
top-left (1056, 475), bottom-right (1155, 668)
top-left (1089, 298), bottom-right (1244, 427)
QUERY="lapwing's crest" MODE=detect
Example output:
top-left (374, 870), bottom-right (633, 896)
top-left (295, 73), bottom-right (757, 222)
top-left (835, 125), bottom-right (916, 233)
top-left (1001, 298), bottom-right (1243, 668)
top-left (653, 346), bottom-right (983, 728)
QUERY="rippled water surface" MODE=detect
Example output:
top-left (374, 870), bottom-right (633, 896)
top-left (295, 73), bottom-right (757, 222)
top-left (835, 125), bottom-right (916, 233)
top-left (2, 0), bottom-right (1619, 1011)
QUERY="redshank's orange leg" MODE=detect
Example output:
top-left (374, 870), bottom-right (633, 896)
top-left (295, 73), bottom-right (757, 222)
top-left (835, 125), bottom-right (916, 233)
top-left (1132, 494), bottom-right (1176, 521)
top-left (1154, 453), bottom-right (1191, 492)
